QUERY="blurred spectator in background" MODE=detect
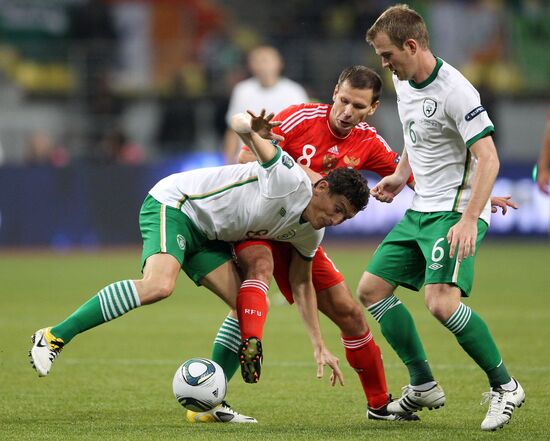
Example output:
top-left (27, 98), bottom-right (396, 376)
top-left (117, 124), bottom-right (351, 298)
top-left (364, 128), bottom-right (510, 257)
top-left (428, 0), bottom-right (520, 146)
top-left (100, 127), bottom-right (144, 165)
top-left (149, 0), bottom-right (225, 89)
top-left (223, 45), bottom-right (309, 163)
top-left (157, 72), bottom-right (199, 154)
top-left (24, 130), bottom-right (69, 167)
top-left (429, 0), bottom-right (521, 93)
top-left (536, 110), bottom-right (550, 195)
top-left (69, 0), bottom-right (120, 160)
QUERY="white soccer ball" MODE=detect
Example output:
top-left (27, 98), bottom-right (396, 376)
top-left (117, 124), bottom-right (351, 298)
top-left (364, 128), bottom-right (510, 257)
top-left (172, 358), bottom-right (227, 412)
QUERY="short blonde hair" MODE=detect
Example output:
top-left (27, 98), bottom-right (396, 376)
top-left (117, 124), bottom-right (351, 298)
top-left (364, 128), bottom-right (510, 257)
top-left (366, 4), bottom-right (430, 50)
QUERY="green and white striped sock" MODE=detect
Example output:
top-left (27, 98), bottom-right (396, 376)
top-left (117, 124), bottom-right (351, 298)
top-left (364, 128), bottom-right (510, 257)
top-left (443, 302), bottom-right (472, 334)
top-left (211, 315), bottom-right (241, 381)
top-left (368, 295), bottom-right (434, 385)
top-left (97, 280), bottom-right (141, 322)
top-left (51, 280), bottom-right (140, 344)
top-left (443, 303), bottom-right (511, 388)
top-left (368, 295), bottom-right (402, 322)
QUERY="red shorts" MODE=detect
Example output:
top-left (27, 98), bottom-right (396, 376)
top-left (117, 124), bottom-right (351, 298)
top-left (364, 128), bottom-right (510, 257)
top-left (234, 240), bottom-right (344, 304)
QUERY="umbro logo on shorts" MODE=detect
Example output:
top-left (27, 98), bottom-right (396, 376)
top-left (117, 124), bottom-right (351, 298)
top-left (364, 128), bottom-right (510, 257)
top-left (429, 263), bottom-right (443, 270)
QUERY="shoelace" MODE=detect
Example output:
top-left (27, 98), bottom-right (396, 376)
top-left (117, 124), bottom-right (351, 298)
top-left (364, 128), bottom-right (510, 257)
top-left (219, 401), bottom-right (241, 415)
top-left (400, 385), bottom-right (414, 398)
top-left (480, 390), bottom-right (504, 416)
top-left (220, 401), bottom-right (231, 410)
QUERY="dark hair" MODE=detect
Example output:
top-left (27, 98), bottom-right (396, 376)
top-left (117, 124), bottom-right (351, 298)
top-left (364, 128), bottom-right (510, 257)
top-left (323, 167), bottom-right (370, 212)
top-left (337, 65), bottom-right (382, 103)
top-left (366, 4), bottom-right (430, 50)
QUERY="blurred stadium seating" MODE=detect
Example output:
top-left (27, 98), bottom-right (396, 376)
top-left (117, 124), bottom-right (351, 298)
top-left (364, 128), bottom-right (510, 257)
top-left (0, 0), bottom-right (548, 245)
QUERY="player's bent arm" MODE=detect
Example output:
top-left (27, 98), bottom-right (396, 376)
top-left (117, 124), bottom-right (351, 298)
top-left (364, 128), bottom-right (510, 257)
top-left (464, 136), bottom-right (500, 220)
top-left (371, 149), bottom-right (411, 202)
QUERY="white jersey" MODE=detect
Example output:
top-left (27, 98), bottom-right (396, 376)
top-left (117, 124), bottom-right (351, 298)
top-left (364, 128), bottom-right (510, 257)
top-left (148, 148), bottom-right (323, 259)
top-left (225, 77), bottom-right (309, 124)
top-left (393, 57), bottom-right (494, 224)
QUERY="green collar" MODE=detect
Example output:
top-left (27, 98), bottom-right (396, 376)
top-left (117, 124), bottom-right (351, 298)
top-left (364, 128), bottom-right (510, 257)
top-left (409, 57), bottom-right (443, 89)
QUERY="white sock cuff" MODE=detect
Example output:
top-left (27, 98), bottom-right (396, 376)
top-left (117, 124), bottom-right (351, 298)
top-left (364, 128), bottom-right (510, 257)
top-left (444, 302), bottom-right (472, 334)
top-left (241, 279), bottom-right (269, 294)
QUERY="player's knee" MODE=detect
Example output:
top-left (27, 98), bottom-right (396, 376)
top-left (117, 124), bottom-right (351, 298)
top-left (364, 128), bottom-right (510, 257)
top-left (357, 273), bottom-right (393, 308)
top-left (425, 285), bottom-right (460, 322)
top-left (425, 299), bottom-right (450, 321)
top-left (339, 299), bottom-right (364, 324)
top-left (249, 258), bottom-right (274, 284)
top-left (239, 247), bottom-right (274, 284)
top-left (155, 282), bottom-right (175, 300)
top-left (357, 283), bottom-right (377, 308)
top-left (337, 301), bottom-right (368, 334)
top-left (141, 278), bottom-right (175, 301)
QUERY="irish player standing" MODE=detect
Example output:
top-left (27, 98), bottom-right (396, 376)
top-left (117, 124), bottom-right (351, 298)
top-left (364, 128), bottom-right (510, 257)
top-left (358, 4), bottom-right (525, 431)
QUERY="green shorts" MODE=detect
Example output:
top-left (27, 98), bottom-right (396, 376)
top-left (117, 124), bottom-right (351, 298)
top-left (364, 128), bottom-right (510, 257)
top-left (367, 210), bottom-right (488, 296)
top-left (139, 194), bottom-right (232, 285)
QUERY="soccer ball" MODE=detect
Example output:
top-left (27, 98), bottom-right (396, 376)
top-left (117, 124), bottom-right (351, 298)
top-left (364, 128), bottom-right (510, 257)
top-left (172, 358), bottom-right (227, 412)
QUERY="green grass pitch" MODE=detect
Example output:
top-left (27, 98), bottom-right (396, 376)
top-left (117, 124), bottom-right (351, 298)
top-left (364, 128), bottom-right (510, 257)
top-left (1, 241), bottom-right (549, 440)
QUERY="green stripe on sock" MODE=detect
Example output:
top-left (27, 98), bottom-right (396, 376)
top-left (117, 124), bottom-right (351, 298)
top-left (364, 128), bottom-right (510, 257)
top-left (367, 295), bottom-right (401, 322)
top-left (108, 285), bottom-right (125, 316)
top-left (121, 280), bottom-right (138, 309)
top-left (51, 280), bottom-right (140, 344)
top-left (212, 316), bottom-right (241, 381)
top-left (445, 303), bottom-right (471, 334)
top-left (115, 283), bottom-right (131, 313)
top-left (372, 300), bottom-right (434, 385)
top-left (98, 291), bottom-right (111, 321)
top-left (444, 305), bottom-right (511, 388)
top-left (116, 282), bottom-right (130, 311)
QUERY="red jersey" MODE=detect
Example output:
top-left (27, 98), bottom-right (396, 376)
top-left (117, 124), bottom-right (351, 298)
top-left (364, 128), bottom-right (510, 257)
top-left (269, 102), bottom-right (404, 178)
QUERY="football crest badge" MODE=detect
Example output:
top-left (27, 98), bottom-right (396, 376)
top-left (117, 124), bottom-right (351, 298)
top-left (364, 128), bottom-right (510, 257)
top-left (423, 98), bottom-right (437, 118)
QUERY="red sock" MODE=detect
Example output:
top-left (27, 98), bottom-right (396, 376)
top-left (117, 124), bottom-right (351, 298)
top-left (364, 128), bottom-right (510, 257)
top-left (342, 331), bottom-right (388, 409)
top-left (236, 280), bottom-right (269, 340)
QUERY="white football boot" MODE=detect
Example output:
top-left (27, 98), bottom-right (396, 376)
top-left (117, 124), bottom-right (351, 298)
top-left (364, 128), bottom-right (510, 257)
top-left (29, 327), bottom-right (65, 377)
top-left (481, 378), bottom-right (525, 431)
top-left (387, 383), bottom-right (446, 414)
top-left (186, 401), bottom-right (257, 423)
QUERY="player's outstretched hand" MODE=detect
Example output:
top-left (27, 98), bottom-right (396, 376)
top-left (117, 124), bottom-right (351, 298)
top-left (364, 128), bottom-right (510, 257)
top-left (314, 346), bottom-right (344, 386)
top-left (247, 109), bottom-right (285, 142)
top-left (370, 174), bottom-right (407, 203)
top-left (490, 195), bottom-right (518, 215)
